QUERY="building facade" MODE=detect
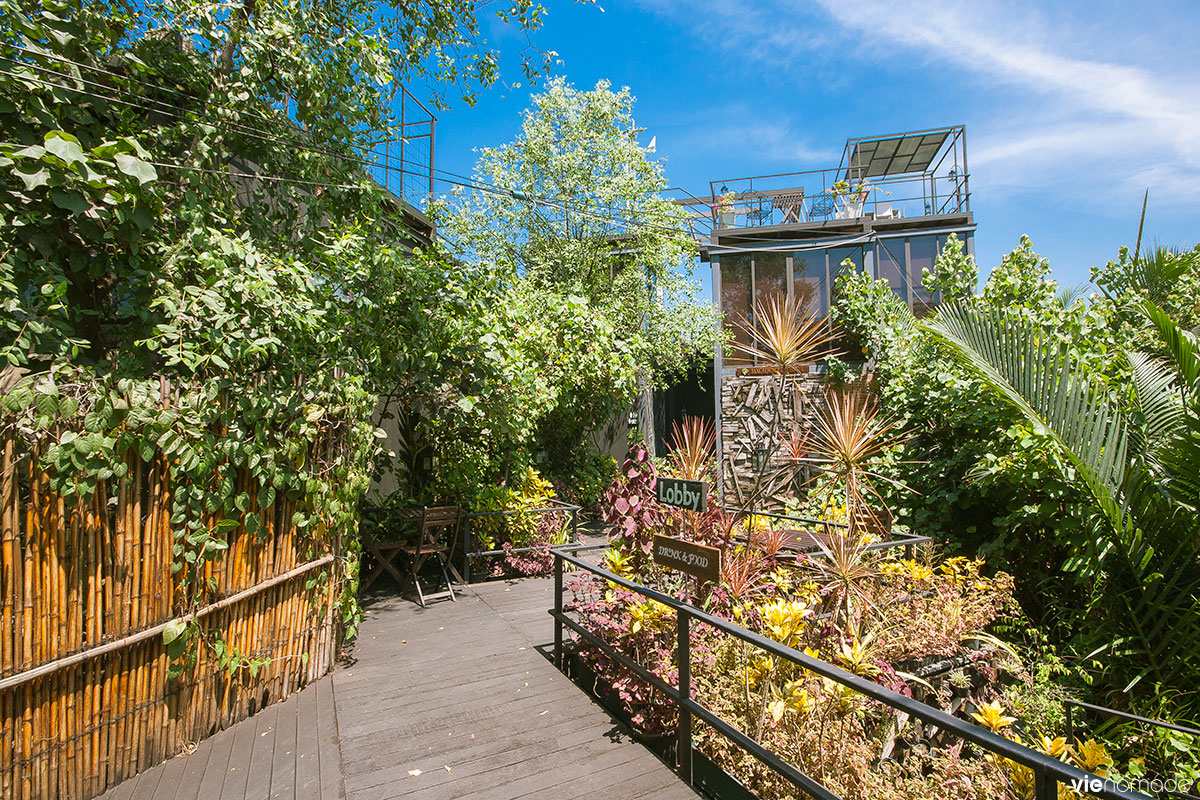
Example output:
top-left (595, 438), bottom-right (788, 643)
top-left (683, 126), bottom-right (976, 496)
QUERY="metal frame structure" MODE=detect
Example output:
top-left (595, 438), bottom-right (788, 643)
top-left (550, 544), bottom-right (1151, 800)
top-left (363, 84), bottom-right (437, 209)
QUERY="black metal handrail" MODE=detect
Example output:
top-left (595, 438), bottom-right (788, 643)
top-left (722, 505), bottom-right (933, 558)
top-left (550, 543), bottom-right (1151, 800)
top-left (461, 498), bottom-right (581, 582)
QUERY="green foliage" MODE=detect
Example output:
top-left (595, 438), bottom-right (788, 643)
top-left (921, 233), bottom-right (978, 302)
top-left (835, 230), bottom-right (1200, 715)
top-left (472, 466), bottom-right (555, 552)
top-left (438, 77), bottom-right (721, 391)
top-left (0, 0), bottom-right (563, 658)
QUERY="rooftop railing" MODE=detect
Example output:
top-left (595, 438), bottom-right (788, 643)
top-left (690, 165), bottom-right (970, 231)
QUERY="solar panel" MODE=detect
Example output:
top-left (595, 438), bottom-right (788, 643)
top-left (844, 130), bottom-right (950, 178)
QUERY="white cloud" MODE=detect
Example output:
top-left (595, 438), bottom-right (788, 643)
top-left (644, 0), bottom-right (1200, 202)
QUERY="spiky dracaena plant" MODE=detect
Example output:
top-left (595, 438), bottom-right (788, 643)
top-left (730, 293), bottom-right (838, 513)
top-left (924, 298), bottom-right (1200, 709)
top-left (668, 414), bottom-right (717, 483)
top-left (803, 389), bottom-right (913, 536)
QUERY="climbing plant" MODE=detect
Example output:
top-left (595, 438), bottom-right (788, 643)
top-left (0, 0), bottom-right (562, 663)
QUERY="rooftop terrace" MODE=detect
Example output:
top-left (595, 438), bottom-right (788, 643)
top-left (674, 126), bottom-right (970, 242)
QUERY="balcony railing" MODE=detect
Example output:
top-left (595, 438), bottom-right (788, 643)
top-left (694, 165), bottom-right (969, 230)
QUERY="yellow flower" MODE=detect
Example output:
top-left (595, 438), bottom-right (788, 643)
top-left (1071, 739), bottom-right (1112, 776)
top-left (1039, 735), bottom-right (1068, 760)
top-left (758, 598), bottom-right (813, 647)
top-left (971, 700), bottom-right (1017, 732)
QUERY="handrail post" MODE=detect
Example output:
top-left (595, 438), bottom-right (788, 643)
top-left (553, 552), bottom-right (564, 670)
top-left (1034, 766), bottom-right (1056, 800)
top-left (676, 610), bottom-right (693, 784)
top-left (463, 515), bottom-right (472, 584)
top-left (571, 506), bottom-right (579, 544)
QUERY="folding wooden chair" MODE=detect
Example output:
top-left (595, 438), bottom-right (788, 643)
top-left (359, 507), bottom-right (421, 594)
top-left (400, 506), bottom-right (461, 607)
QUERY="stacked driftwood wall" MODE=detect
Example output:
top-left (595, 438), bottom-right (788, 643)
top-left (719, 370), bottom-right (827, 507)
top-left (0, 433), bottom-right (344, 800)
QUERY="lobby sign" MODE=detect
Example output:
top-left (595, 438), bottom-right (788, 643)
top-left (656, 477), bottom-right (707, 512)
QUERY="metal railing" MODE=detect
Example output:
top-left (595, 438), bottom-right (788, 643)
top-left (550, 543), bottom-right (1150, 800)
top-left (461, 499), bottom-right (581, 583)
top-left (722, 505), bottom-right (933, 557)
top-left (688, 165), bottom-right (969, 231)
top-left (1065, 701), bottom-right (1200, 800)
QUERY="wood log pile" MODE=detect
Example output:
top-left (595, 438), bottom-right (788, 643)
top-left (720, 372), bottom-right (827, 508)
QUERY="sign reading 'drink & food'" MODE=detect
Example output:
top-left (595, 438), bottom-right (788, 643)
top-left (656, 477), bottom-right (707, 512)
top-left (652, 535), bottom-right (721, 584)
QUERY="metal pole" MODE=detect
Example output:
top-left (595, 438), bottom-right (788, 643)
top-left (1034, 767), bottom-right (1056, 800)
top-left (554, 554), bottom-right (564, 670)
top-left (571, 506), bottom-right (579, 544)
top-left (676, 611), bottom-right (693, 783)
top-left (462, 515), bottom-right (472, 584)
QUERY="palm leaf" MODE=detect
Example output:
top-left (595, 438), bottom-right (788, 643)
top-left (925, 302), bottom-right (1200, 691)
top-left (923, 303), bottom-right (1131, 539)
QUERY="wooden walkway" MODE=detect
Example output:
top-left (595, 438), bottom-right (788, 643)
top-left (99, 577), bottom-right (700, 800)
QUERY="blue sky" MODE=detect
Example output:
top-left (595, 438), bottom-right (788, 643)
top-left (426, 0), bottom-right (1200, 292)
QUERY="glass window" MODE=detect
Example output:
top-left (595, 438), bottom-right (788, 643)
top-left (719, 253), bottom-right (752, 360)
top-left (827, 247), bottom-right (863, 361)
top-left (909, 235), bottom-right (939, 317)
top-left (876, 240), bottom-right (907, 302)
top-left (753, 252), bottom-right (787, 309)
top-left (793, 252), bottom-right (827, 318)
top-left (827, 246), bottom-right (863, 277)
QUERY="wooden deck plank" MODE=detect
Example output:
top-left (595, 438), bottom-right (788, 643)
top-left (268, 692), bottom-right (298, 800)
top-left (144, 748), bottom-right (189, 800)
top-left (218, 703), bottom-right (260, 799)
top-left (242, 700), bottom-right (280, 800)
top-left (315, 678), bottom-right (344, 800)
top-left (171, 736), bottom-right (215, 800)
top-left (96, 577), bottom-right (697, 800)
top-left (193, 717), bottom-right (239, 799)
top-left (292, 681), bottom-right (322, 799)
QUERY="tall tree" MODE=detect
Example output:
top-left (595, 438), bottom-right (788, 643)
top-left (439, 78), bottom-right (721, 389)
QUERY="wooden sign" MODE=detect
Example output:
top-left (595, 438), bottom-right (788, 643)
top-left (656, 477), bottom-right (707, 512)
top-left (652, 535), bottom-right (721, 584)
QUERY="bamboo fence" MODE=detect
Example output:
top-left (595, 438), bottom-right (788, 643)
top-left (0, 419), bottom-right (347, 800)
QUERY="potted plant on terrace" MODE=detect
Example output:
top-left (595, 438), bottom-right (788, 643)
top-left (828, 179), bottom-right (871, 219)
top-left (713, 190), bottom-right (738, 228)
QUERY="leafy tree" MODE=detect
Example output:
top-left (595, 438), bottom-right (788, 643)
top-left (0, 0), bottom-right (561, 641)
top-left (834, 230), bottom-right (1200, 713)
top-left (438, 77), bottom-right (721, 390)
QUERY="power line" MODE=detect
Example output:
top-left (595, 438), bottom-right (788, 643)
top-left (2, 52), bottom-right (871, 258)
top-left (1, 54), bottom-right (692, 244)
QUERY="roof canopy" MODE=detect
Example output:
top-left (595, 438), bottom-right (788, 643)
top-left (842, 128), bottom-right (953, 179)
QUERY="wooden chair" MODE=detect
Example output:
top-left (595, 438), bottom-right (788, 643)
top-left (773, 190), bottom-right (806, 224)
top-left (360, 507), bottom-right (421, 594)
top-left (400, 506), bottom-right (461, 607)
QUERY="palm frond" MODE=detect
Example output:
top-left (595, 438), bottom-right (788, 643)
top-left (1142, 300), bottom-right (1200, 398)
top-left (1056, 283), bottom-right (1090, 309)
top-left (923, 303), bottom-right (1130, 537)
top-left (1129, 352), bottom-right (1184, 452)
